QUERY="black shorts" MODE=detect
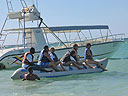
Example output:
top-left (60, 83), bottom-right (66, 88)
top-left (26, 65), bottom-right (42, 70)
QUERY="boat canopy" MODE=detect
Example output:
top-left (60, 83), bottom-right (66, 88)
top-left (48, 25), bottom-right (109, 31)
top-left (3, 25), bottom-right (109, 33)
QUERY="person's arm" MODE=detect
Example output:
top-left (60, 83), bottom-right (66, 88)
top-left (50, 53), bottom-right (54, 61)
top-left (41, 67), bottom-right (53, 72)
top-left (44, 52), bottom-right (54, 62)
top-left (87, 50), bottom-right (91, 56)
top-left (35, 75), bottom-right (40, 80)
top-left (70, 56), bottom-right (76, 62)
top-left (87, 49), bottom-right (94, 60)
top-left (22, 74), bottom-right (27, 81)
top-left (71, 50), bottom-right (79, 61)
top-left (26, 54), bottom-right (35, 65)
top-left (75, 51), bottom-right (80, 61)
top-left (89, 49), bottom-right (93, 57)
top-left (22, 78), bottom-right (26, 81)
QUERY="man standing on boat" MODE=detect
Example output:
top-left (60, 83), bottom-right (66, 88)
top-left (37, 45), bottom-right (62, 72)
top-left (49, 47), bottom-right (66, 71)
top-left (22, 47), bottom-right (52, 72)
top-left (84, 43), bottom-right (107, 71)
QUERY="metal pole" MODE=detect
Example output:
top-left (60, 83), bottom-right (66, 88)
top-left (42, 21), bottom-right (67, 48)
top-left (0, 16), bottom-right (8, 35)
top-left (77, 30), bottom-right (81, 42)
top-left (89, 30), bottom-right (93, 39)
top-left (6, 0), bottom-right (10, 12)
top-left (100, 29), bottom-right (104, 42)
top-left (6, 0), bottom-right (13, 12)
top-left (36, 0), bottom-right (38, 9)
top-left (16, 19), bottom-right (21, 48)
top-left (64, 32), bottom-right (68, 43)
top-left (20, 0), bottom-right (27, 8)
top-left (35, 0), bottom-right (39, 26)
top-left (23, 11), bottom-right (26, 48)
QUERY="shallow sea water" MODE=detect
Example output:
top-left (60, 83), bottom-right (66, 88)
top-left (0, 41), bottom-right (128, 96)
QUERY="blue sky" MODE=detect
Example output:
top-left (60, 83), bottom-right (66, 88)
top-left (0, 0), bottom-right (128, 37)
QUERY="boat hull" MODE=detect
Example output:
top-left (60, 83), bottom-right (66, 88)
top-left (11, 58), bottom-right (108, 80)
top-left (55, 41), bottom-right (123, 59)
top-left (0, 41), bottom-right (123, 69)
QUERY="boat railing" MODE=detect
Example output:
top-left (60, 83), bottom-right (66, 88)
top-left (79, 33), bottom-right (125, 46)
top-left (0, 43), bottom-right (37, 51)
top-left (0, 31), bottom-right (125, 50)
top-left (0, 30), bottom-right (38, 51)
top-left (0, 33), bottom-right (8, 50)
top-left (89, 33), bottom-right (125, 44)
top-left (0, 32), bottom-right (37, 51)
top-left (54, 33), bottom-right (125, 49)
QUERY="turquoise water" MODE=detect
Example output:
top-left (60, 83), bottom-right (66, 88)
top-left (0, 41), bottom-right (128, 96)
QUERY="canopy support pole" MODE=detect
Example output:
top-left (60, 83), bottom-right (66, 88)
top-left (100, 29), bottom-right (104, 42)
top-left (77, 30), bottom-right (81, 42)
top-left (42, 21), bottom-right (67, 48)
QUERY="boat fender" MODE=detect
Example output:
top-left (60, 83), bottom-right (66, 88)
top-left (21, 69), bottom-right (28, 72)
top-left (20, 75), bottom-right (24, 79)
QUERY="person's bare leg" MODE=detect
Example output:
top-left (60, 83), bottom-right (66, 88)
top-left (55, 61), bottom-right (66, 71)
top-left (76, 60), bottom-right (88, 69)
top-left (63, 61), bottom-right (82, 70)
top-left (71, 61), bottom-right (83, 70)
top-left (49, 62), bottom-right (62, 72)
top-left (58, 61), bottom-right (67, 71)
top-left (87, 60), bottom-right (107, 71)
top-left (81, 60), bottom-right (96, 69)
top-left (40, 67), bottom-right (53, 72)
top-left (63, 61), bottom-right (72, 66)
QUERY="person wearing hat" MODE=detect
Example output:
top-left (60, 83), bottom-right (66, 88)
top-left (38, 45), bottom-right (62, 72)
top-left (50, 47), bottom-right (66, 71)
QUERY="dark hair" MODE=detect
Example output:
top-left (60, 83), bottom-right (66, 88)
top-left (44, 45), bottom-right (48, 50)
top-left (86, 43), bottom-right (91, 47)
top-left (73, 44), bottom-right (78, 48)
top-left (30, 47), bottom-right (35, 51)
top-left (50, 47), bottom-right (55, 51)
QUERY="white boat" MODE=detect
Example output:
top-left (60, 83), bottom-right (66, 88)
top-left (11, 58), bottom-right (108, 80)
top-left (0, 1), bottom-right (125, 69)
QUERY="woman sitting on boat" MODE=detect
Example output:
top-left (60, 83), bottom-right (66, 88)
top-left (37, 45), bottom-right (62, 72)
top-left (60, 49), bottom-right (83, 70)
top-left (84, 43), bottom-right (107, 71)
top-left (50, 47), bottom-right (66, 71)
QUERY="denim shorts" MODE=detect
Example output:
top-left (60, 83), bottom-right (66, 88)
top-left (29, 65), bottom-right (43, 70)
